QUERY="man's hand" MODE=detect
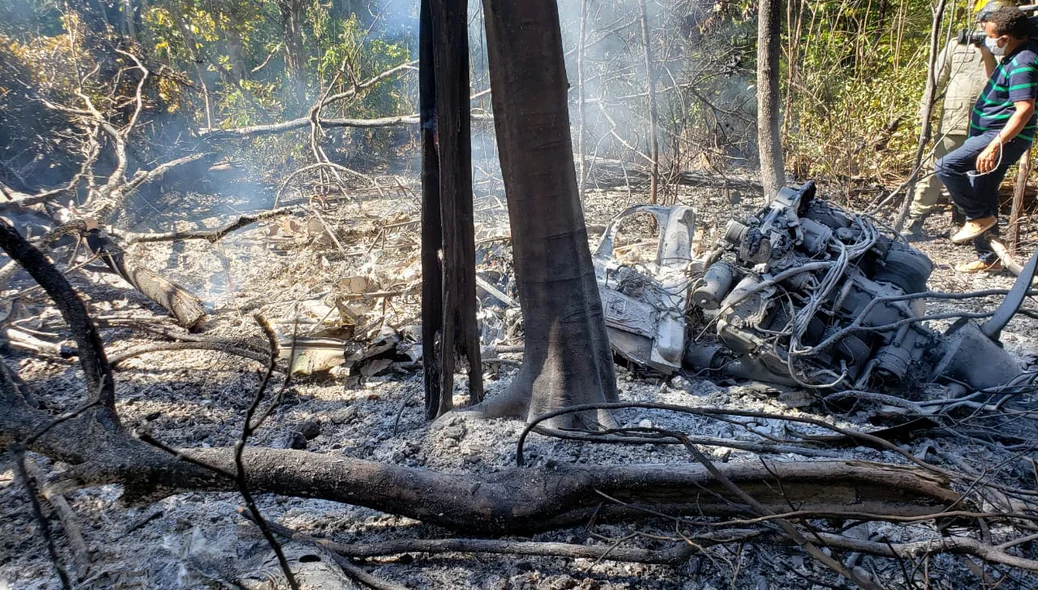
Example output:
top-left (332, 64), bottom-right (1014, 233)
top-left (976, 142), bottom-right (1001, 173)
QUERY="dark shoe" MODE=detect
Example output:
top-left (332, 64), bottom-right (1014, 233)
top-left (955, 258), bottom-right (1002, 273)
top-left (951, 206), bottom-right (966, 228)
top-left (901, 217), bottom-right (926, 241)
top-left (950, 216), bottom-right (997, 244)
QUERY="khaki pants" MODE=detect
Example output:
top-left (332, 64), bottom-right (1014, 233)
top-left (910, 132), bottom-right (968, 219)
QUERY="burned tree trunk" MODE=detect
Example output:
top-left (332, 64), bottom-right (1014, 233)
top-left (277, 0), bottom-right (307, 107)
top-left (420, 0), bottom-right (445, 420)
top-left (639, 0), bottom-right (661, 204)
top-left (477, 0), bottom-right (618, 428)
top-left (420, 0), bottom-right (484, 419)
top-left (756, 0), bottom-right (785, 200)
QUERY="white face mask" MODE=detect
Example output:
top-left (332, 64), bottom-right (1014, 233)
top-left (985, 35), bottom-right (1006, 56)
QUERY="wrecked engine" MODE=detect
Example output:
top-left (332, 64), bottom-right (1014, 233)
top-left (688, 182), bottom-right (939, 390)
top-left (595, 182), bottom-right (1023, 393)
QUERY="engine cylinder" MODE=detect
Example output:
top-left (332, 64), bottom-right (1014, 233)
top-left (693, 262), bottom-right (736, 310)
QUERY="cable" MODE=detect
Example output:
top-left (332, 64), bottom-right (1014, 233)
top-left (967, 140), bottom-right (1003, 178)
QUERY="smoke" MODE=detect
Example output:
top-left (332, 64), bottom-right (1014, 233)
top-left (367, 0), bottom-right (419, 41)
top-left (461, 0), bottom-right (759, 190)
top-left (0, 0), bottom-right (759, 228)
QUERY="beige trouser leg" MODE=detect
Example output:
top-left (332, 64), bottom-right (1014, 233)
top-left (910, 132), bottom-right (968, 219)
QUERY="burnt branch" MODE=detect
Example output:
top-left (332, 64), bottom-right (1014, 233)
top-left (283, 530), bottom-right (696, 565)
top-left (23, 458), bottom-right (92, 576)
top-left (276, 162), bottom-right (382, 205)
top-left (81, 225), bottom-right (207, 329)
top-left (0, 219), bottom-right (114, 410)
top-left (240, 510), bottom-right (410, 590)
top-left (670, 429), bottom-right (881, 590)
top-left (123, 207), bottom-right (299, 244)
top-left (10, 446), bottom-right (72, 590)
top-left (513, 401), bottom-right (947, 474)
top-left (233, 315), bottom-right (299, 590)
top-left (108, 341), bottom-right (272, 368)
top-left (117, 151), bottom-right (211, 200)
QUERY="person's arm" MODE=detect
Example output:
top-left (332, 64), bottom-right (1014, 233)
top-left (977, 99), bottom-right (1035, 172)
top-left (976, 48), bottom-right (1038, 173)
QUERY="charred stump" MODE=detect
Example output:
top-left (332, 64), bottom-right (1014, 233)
top-left (420, 0), bottom-right (484, 420)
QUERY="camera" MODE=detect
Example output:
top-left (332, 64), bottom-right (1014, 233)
top-left (957, 28), bottom-right (986, 45)
top-left (957, 10), bottom-right (1038, 46)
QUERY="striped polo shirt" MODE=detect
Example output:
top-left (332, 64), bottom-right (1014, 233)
top-left (970, 41), bottom-right (1038, 141)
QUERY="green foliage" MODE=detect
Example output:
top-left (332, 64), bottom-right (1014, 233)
top-left (781, 0), bottom-right (940, 182)
top-left (0, 0), bottom-right (950, 193)
top-left (0, 0), bottom-right (420, 196)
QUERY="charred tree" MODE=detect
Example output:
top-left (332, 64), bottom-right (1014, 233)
top-left (420, 0), bottom-right (445, 420)
top-left (277, 0), bottom-right (308, 107)
top-left (420, 0), bottom-right (484, 419)
top-left (756, 0), bottom-right (785, 200)
top-left (477, 0), bottom-right (618, 428)
top-left (639, 0), bottom-right (661, 204)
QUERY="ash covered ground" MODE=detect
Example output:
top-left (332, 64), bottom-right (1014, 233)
top-left (3, 173), bottom-right (1038, 589)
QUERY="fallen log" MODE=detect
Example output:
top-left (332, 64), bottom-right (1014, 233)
top-left (74, 445), bottom-right (960, 534)
top-left (6, 216), bottom-right (209, 330)
top-left (2, 369), bottom-right (963, 537)
top-left (83, 222), bottom-right (207, 330)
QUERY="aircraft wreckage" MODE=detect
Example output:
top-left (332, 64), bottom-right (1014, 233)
top-left (594, 181), bottom-right (1033, 394)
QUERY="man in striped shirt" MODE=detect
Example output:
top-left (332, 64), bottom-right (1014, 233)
top-left (935, 5), bottom-right (1037, 272)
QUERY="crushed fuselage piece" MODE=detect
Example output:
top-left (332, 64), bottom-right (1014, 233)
top-left (593, 205), bottom-right (695, 374)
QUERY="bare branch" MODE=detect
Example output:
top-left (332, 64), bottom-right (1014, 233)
top-left (240, 510), bottom-right (411, 590)
top-left (11, 446), bottom-right (72, 590)
top-left (123, 207), bottom-right (299, 244)
top-left (233, 315), bottom-right (299, 590)
top-left (0, 219), bottom-right (115, 410)
top-left (108, 341), bottom-right (272, 367)
top-left (319, 60), bottom-right (417, 107)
